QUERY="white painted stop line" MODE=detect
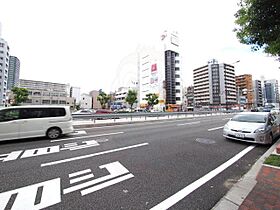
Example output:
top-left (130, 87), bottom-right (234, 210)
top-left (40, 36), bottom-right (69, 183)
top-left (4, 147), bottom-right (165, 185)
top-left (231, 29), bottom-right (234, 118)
top-left (150, 145), bottom-right (255, 210)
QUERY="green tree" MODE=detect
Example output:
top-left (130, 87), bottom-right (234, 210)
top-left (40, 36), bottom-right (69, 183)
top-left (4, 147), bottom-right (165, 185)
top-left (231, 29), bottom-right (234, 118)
top-left (125, 90), bottom-right (138, 110)
top-left (97, 91), bottom-right (111, 109)
top-left (145, 93), bottom-right (159, 110)
top-left (11, 87), bottom-right (29, 105)
top-left (234, 0), bottom-right (280, 58)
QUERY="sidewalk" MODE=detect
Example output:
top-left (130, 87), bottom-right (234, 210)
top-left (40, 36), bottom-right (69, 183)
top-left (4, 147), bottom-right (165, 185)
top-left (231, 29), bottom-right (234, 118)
top-left (213, 139), bottom-right (280, 210)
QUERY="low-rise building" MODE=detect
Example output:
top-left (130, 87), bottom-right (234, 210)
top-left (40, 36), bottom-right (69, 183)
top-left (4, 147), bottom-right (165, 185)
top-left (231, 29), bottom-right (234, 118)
top-left (80, 93), bottom-right (92, 109)
top-left (89, 90), bottom-right (102, 109)
top-left (19, 79), bottom-right (75, 108)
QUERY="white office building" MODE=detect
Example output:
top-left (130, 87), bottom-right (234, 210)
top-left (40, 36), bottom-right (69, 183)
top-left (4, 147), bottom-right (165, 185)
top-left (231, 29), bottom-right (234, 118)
top-left (138, 46), bottom-right (165, 108)
top-left (80, 93), bottom-right (92, 109)
top-left (0, 38), bottom-right (9, 106)
top-left (70, 86), bottom-right (81, 105)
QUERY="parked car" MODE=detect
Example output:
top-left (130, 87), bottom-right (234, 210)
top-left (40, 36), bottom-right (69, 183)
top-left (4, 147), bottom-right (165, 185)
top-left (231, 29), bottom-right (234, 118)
top-left (95, 109), bottom-right (113, 114)
top-left (0, 105), bottom-right (73, 141)
top-left (270, 108), bottom-right (280, 115)
top-left (223, 112), bottom-right (279, 144)
top-left (72, 109), bottom-right (95, 115)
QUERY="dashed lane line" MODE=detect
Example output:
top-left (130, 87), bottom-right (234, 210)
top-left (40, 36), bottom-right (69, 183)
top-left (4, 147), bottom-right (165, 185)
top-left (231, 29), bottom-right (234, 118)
top-left (177, 121), bottom-right (201, 126)
top-left (208, 126), bottom-right (224, 131)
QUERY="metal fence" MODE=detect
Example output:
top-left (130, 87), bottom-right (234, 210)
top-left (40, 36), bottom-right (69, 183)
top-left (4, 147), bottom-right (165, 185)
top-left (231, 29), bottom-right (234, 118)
top-left (72, 110), bottom-right (238, 123)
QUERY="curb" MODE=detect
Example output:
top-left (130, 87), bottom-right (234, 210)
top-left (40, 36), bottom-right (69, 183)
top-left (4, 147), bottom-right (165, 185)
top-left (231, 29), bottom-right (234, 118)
top-left (212, 138), bottom-right (280, 210)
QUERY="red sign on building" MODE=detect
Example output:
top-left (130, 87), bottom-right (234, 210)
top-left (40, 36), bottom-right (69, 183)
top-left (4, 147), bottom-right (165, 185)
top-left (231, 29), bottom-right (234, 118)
top-left (151, 64), bottom-right (157, 72)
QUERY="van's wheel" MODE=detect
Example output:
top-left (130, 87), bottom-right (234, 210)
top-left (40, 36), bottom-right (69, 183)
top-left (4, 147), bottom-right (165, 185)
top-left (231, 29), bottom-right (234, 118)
top-left (47, 127), bottom-right (61, 139)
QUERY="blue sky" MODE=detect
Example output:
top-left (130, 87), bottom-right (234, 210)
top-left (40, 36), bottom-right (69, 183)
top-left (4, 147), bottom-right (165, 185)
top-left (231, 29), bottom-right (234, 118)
top-left (0, 0), bottom-right (279, 93)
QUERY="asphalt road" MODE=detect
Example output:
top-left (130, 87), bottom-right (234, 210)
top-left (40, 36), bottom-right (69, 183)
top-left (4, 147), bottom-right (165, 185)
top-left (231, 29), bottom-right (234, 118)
top-left (0, 114), bottom-right (272, 210)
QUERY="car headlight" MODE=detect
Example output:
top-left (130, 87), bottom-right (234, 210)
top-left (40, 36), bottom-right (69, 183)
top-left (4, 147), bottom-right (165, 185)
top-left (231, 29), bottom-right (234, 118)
top-left (223, 124), bottom-right (229, 130)
top-left (254, 127), bottom-right (266, 134)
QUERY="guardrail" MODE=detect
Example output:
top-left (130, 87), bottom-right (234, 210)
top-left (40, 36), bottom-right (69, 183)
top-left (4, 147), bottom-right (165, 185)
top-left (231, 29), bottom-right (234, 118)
top-left (72, 110), bottom-right (238, 123)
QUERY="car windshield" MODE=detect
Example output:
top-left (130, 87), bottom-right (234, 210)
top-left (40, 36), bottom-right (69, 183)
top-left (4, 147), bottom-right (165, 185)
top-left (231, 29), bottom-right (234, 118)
top-left (231, 114), bottom-right (266, 123)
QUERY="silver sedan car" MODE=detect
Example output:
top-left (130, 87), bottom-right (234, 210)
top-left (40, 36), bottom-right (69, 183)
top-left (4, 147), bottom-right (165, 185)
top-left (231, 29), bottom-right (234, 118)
top-left (223, 112), bottom-right (279, 144)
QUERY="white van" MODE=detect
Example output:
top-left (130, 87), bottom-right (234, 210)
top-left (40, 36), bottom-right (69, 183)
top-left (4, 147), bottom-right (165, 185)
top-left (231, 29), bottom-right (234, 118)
top-left (0, 105), bottom-right (74, 141)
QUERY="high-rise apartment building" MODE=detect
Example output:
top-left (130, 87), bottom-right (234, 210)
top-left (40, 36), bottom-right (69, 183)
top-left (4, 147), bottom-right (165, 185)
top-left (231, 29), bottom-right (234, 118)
top-left (235, 74), bottom-right (254, 109)
top-left (264, 79), bottom-right (279, 104)
top-left (193, 59), bottom-right (236, 109)
top-left (161, 31), bottom-right (182, 105)
top-left (7, 56), bottom-right (20, 90)
top-left (0, 38), bottom-right (9, 106)
top-left (253, 80), bottom-right (263, 107)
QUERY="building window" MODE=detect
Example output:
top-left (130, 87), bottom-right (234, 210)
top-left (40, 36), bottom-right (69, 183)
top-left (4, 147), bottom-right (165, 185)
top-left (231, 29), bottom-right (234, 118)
top-left (176, 97), bottom-right (181, 101)
top-left (175, 82), bottom-right (180, 86)
top-left (42, 100), bottom-right (50, 104)
top-left (51, 100), bottom-right (58, 104)
top-left (176, 89), bottom-right (180, 93)
top-left (24, 99), bottom-right (32, 103)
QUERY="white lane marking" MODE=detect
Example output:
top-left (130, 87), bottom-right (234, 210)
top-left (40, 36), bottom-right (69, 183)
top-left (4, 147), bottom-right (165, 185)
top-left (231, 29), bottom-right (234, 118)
top-left (51, 131), bottom-right (124, 142)
top-left (177, 121), bottom-right (200, 126)
top-left (61, 140), bottom-right (100, 151)
top-left (81, 173), bottom-right (134, 196)
top-left (0, 151), bottom-right (23, 162)
top-left (20, 146), bottom-right (60, 159)
top-left (0, 178), bottom-right (61, 210)
top-left (64, 143), bottom-right (78, 146)
top-left (69, 169), bottom-right (92, 178)
top-left (70, 130), bottom-right (87, 136)
top-left (41, 143), bottom-right (149, 167)
top-left (64, 161), bottom-right (130, 194)
top-left (70, 174), bottom-right (94, 184)
top-left (150, 145), bottom-right (255, 210)
top-left (208, 126), bottom-right (224, 131)
top-left (222, 118), bottom-right (231, 121)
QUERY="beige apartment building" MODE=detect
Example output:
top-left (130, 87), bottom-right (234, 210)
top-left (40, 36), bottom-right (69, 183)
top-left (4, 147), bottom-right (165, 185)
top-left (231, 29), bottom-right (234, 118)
top-left (235, 74), bottom-right (254, 109)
